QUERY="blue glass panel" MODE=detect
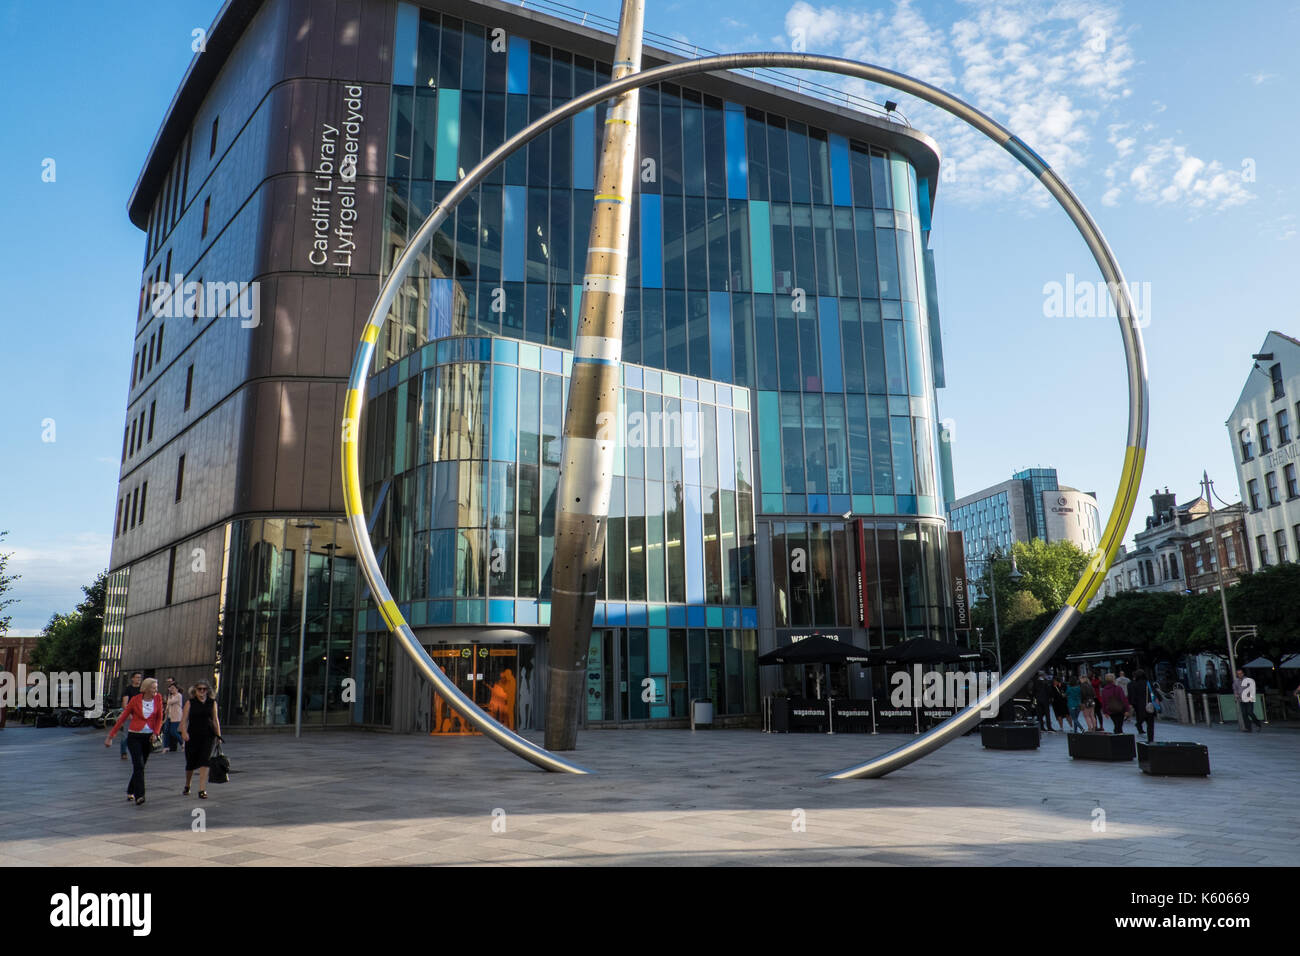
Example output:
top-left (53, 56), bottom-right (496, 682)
top-left (593, 602), bottom-right (605, 625)
top-left (903, 303), bottom-right (927, 396)
top-left (828, 134), bottom-right (853, 206)
top-left (890, 415), bottom-right (915, 495)
top-left (708, 291), bottom-right (732, 384)
top-left (573, 107), bottom-right (595, 189)
top-left (895, 495), bottom-right (918, 515)
top-left (807, 494), bottom-right (829, 513)
top-left (435, 89), bottom-right (461, 182)
top-left (456, 600), bottom-right (485, 623)
top-left (490, 365), bottom-right (517, 460)
top-left (493, 337), bottom-right (518, 365)
top-left (640, 194), bottom-right (663, 288)
top-left (668, 605), bottom-right (687, 626)
top-left (606, 603), bottom-right (627, 625)
top-left (748, 200), bottom-right (773, 294)
top-left (724, 107), bottom-right (748, 200)
top-left (918, 176), bottom-right (932, 230)
top-left (687, 605), bottom-right (706, 626)
top-left (429, 278), bottom-right (454, 339)
top-left (742, 608), bottom-right (758, 628)
top-left (393, 3), bottom-right (419, 85)
top-left (817, 297), bottom-right (843, 392)
top-left (428, 600), bottom-right (453, 624)
top-left (515, 599), bottom-right (538, 624)
top-left (628, 604), bottom-right (648, 626)
top-left (829, 494), bottom-right (851, 515)
top-left (488, 599), bottom-right (514, 623)
top-left (685, 484), bottom-right (705, 604)
top-left (502, 185), bottom-right (526, 282)
top-left (506, 37), bottom-right (529, 94)
top-left (724, 607), bottom-right (740, 627)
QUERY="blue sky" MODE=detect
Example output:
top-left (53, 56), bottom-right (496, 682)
top-left (1, 0), bottom-right (1296, 632)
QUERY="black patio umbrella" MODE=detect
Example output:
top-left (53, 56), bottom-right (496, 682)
top-left (871, 637), bottom-right (982, 666)
top-left (757, 634), bottom-right (873, 666)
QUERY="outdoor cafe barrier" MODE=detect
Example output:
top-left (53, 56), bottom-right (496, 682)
top-left (763, 697), bottom-right (959, 734)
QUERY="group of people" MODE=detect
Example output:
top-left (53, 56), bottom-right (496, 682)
top-left (104, 671), bottom-right (222, 804)
top-left (1033, 668), bottom-right (1162, 742)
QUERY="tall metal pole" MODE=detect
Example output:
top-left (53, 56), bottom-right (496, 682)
top-left (545, 0), bottom-right (645, 751)
top-left (988, 556), bottom-right (1004, 675)
top-left (1202, 471), bottom-right (1244, 729)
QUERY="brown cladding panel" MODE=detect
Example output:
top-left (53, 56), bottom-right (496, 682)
top-left (302, 381), bottom-right (340, 509)
top-left (306, 0), bottom-right (339, 78)
top-left (333, 0), bottom-right (364, 82)
top-left (273, 380), bottom-right (311, 511)
top-left (359, 0), bottom-right (395, 83)
top-left (297, 273), bottom-right (333, 377)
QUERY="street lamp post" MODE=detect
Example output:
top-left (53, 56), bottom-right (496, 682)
top-left (984, 543), bottom-right (1023, 677)
top-left (294, 520), bottom-right (320, 739)
top-left (1201, 471), bottom-right (1245, 730)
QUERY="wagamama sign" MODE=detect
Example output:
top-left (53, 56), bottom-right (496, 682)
top-left (308, 85), bottom-right (365, 273)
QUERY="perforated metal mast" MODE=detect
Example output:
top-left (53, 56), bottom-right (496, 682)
top-left (543, 0), bottom-right (646, 750)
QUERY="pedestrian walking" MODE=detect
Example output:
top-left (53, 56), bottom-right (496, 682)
top-left (104, 677), bottom-right (163, 805)
top-left (1078, 674), bottom-right (1097, 730)
top-left (1128, 668), bottom-right (1157, 743)
top-left (118, 671), bottom-right (143, 761)
top-left (1066, 677), bottom-right (1085, 732)
top-left (1090, 670), bottom-right (1105, 730)
top-left (1051, 676), bottom-right (1070, 732)
top-left (1099, 672), bottom-right (1129, 734)
top-left (162, 679), bottom-right (184, 752)
top-left (1234, 669), bottom-right (1262, 732)
top-left (182, 681), bottom-right (222, 798)
top-left (1034, 671), bottom-right (1055, 731)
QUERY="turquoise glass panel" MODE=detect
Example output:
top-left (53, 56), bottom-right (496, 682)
top-left (650, 629), bottom-right (669, 672)
top-left (706, 606), bottom-right (723, 628)
top-left (748, 200), bottom-right (774, 294)
top-left (757, 391), bottom-right (781, 494)
top-left (503, 185), bottom-right (526, 281)
top-left (488, 599), bottom-right (514, 623)
top-left (829, 134), bottom-right (852, 206)
top-left (640, 194), bottom-right (663, 288)
top-left (490, 365), bottom-right (517, 460)
top-left (435, 89), bottom-right (461, 182)
top-left (573, 108), bottom-right (596, 189)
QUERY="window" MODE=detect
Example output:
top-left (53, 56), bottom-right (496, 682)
top-left (1259, 419), bottom-right (1272, 454)
top-left (147, 401), bottom-right (156, 442)
top-left (201, 197), bottom-right (210, 238)
top-left (209, 116), bottom-right (219, 158)
top-left (1169, 552), bottom-right (1179, 579)
top-left (1287, 463), bottom-right (1300, 499)
top-left (114, 499), bottom-right (123, 538)
top-left (184, 365), bottom-right (194, 410)
top-left (1160, 553), bottom-right (1169, 580)
top-left (1271, 363), bottom-right (1285, 400)
top-left (147, 333), bottom-right (155, 371)
top-left (175, 454), bottom-right (186, 501)
top-left (138, 482), bottom-right (148, 524)
top-left (1226, 536), bottom-right (1238, 567)
top-left (121, 425), bottom-right (129, 463)
top-left (1279, 408), bottom-right (1292, 445)
top-left (165, 547), bottom-right (177, 605)
top-left (156, 322), bottom-right (164, 359)
top-left (128, 417), bottom-right (137, 456)
top-left (1276, 529), bottom-right (1289, 563)
top-left (1248, 478), bottom-right (1261, 510)
top-left (130, 487), bottom-right (139, 528)
top-left (1257, 534), bottom-right (1269, 566)
top-left (1266, 471), bottom-right (1280, 506)
top-left (1193, 546), bottom-right (1204, 574)
top-left (1294, 524), bottom-right (1300, 562)
top-left (1239, 428), bottom-right (1255, 461)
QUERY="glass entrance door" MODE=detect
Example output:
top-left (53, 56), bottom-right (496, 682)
top-left (429, 644), bottom-right (520, 735)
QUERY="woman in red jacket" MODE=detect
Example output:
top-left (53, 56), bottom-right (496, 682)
top-left (104, 676), bottom-right (164, 804)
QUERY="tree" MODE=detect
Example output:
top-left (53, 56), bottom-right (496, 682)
top-left (27, 570), bottom-right (108, 675)
top-left (970, 539), bottom-right (1091, 638)
top-left (1003, 590), bottom-right (1046, 629)
top-left (0, 530), bottom-right (18, 635)
top-left (1226, 564), bottom-right (1300, 692)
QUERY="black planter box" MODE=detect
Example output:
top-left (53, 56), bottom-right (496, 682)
top-left (1137, 741), bottom-right (1210, 776)
top-left (980, 721), bottom-right (1040, 750)
top-left (1068, 732), bottom-right (1136, 761)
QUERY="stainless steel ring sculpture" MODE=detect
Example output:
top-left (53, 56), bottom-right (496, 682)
top-left (343, 52), bottom-right (1148, 776)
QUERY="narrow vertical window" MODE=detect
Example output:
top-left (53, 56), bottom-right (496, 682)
top-left (175, 454), bottom-right (186, 501)
top-left (209, 116), bottom-right (219, 158)
top-left (147, 401), bottom-right (156, 442)
top-left (156, 321), bottom-right (164, 358)
top-left (201, 197), bottom-right (210, 238)
top-left (130, 487), bottom-right (140, 528)
top-left (184, 365), bottom-right (194, 410)
top-left (129, 418), bottom-right (138, 456)
top-left (138, 482), bottom-right (148, 524)
top-left (165, 546), bottom-right (177, 605)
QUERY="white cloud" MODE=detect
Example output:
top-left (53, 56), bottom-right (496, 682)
top-left (778, 0), bottom-right (1254, 215)
top-left (4, 532), bottom-right (111, 631)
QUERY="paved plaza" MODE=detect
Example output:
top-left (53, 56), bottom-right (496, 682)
top-left (2, 719), bottom-right (1296, 866)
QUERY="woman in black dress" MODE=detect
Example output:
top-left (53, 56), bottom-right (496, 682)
top-left (181, 681), bottom-right (222, 798)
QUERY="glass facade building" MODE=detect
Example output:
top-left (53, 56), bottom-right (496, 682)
top-left (106, 0), bottom-right (956, 735)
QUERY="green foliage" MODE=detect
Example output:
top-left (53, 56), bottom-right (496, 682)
top-left (970, 539), bottom-right (1091, 635)
top-left (27, 570), bottom-right (108, 674)
top-left (0, 530), bottom-right (18, 635)
top-left (1226, 564), bottom-right (1300, 667)
top-left (1003, 590), bottom-right (1046, 629)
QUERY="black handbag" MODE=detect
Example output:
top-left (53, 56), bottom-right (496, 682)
top-left (208, 738), bottom-right (231, 783)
